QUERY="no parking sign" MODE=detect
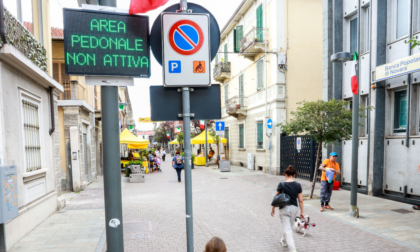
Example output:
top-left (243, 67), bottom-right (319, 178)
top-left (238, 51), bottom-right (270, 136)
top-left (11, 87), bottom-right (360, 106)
top-left (162, 13), bottom-right (211, 87)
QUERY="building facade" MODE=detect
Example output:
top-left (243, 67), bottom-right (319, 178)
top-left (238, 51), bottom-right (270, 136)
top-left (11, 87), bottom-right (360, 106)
top-left (0, 3), bottom-right (64, 249)
top-left (323, 0), bottom-right (420, 205)
top-left (214, 0), bottom-right (323, 174)
top-left (51, 28), bottom-right (102, 192)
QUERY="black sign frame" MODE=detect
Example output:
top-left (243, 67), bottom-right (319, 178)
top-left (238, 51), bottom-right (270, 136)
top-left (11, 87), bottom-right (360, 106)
top-left (63, 8), bottom-right (151, 78)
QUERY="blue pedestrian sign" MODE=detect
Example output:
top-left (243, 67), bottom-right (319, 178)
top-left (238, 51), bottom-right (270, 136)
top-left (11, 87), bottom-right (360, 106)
top-left (216, 121), bottom-right (225, 131)
top-left (267, 119), bottom-right (273, 129)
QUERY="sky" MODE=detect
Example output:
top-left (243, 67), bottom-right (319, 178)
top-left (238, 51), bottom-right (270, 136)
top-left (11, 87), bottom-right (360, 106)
top-left (5, 0), bottom-right (243, 131)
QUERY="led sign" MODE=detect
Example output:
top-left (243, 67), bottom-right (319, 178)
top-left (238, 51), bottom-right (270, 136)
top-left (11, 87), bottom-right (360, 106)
top-left (63, 9), bottom-right (150, 77)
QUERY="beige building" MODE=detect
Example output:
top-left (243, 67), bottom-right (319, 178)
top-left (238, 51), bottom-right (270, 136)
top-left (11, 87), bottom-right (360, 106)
top-left (0, 1), bottom-right (64, 249)
top-left (51, 27), bottom-right (102, 191)
top-left (214, 0), bottom-right (323, 174)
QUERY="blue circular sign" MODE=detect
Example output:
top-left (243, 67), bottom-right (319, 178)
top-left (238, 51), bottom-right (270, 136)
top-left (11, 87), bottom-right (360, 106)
top-left (169, 20), bottom-right (204, 55)
top-left (267, 119), bottom-right (273, 129)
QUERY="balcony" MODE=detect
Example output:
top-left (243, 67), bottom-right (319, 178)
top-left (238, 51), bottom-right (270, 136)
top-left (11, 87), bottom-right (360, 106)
top-left (239, 27), bottom-right (268, 60)
top-left (213, 61), bottom-right (231, 83)
top-left (59, 80), bottom-right (85, 101)
top-left (225, 96), bottom-right (247, 119)
top-left (1, 9), bottom-right (47, 72)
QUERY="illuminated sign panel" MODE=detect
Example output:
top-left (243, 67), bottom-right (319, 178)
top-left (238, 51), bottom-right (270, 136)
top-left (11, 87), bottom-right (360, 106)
top-left (63, 9), bottom-right (150, 77)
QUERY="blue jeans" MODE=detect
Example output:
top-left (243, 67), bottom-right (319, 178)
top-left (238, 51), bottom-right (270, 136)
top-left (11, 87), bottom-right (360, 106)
top-left (175, 168), bottom-right (183, 182)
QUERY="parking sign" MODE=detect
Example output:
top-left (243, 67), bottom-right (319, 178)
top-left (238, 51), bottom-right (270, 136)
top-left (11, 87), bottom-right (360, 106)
top-left (162, 13), bottom-right (211, 87)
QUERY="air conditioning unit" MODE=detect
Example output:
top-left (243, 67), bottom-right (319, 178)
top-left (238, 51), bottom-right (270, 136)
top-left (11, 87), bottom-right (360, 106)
top-left (247, 153), bottom-right (254, 170)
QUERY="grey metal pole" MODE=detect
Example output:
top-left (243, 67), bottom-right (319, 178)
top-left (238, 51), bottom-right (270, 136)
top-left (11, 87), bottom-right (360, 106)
top-left (182, 87), bottom-right (194, 252)
top-left (16, 0), bottom-right (22, 22)
top-left (98, 0), bottom-right (124, 251)
top-left (350, 0), bottom-right (361, 218)
top-left (205, 120), bottom-right (208, 164)
top-left (405, 0), bottom-right (413, 147)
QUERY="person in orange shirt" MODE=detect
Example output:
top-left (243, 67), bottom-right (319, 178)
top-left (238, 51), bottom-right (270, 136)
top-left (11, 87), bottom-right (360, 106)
top-left (318, 152), bottom-right (341, 212)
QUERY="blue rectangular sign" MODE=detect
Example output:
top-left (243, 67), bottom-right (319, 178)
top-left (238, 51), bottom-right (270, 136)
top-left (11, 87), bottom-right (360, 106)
top-left (216, 121), bottom-right (225, 131)
top-left (169, 61), bottom-right (181, 73)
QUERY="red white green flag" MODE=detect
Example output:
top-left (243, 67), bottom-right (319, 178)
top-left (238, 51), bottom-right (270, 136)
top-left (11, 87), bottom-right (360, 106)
top-left (129, 0), bottom-right (169, 14)
top-left (351, 53), bottom-right (359, 95)
top-left (166, 132), bottom-right (170, 138)
top-left (200, 120), bottom-right (205, 130)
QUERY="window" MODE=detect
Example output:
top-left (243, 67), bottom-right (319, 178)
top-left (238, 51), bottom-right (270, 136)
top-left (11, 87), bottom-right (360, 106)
top-left (225, 127), bottom-right (229, 148)
top-left (394, 90), bottom-right (407, 133)
top-left (22, 98), bottom-right (42, 172)
top-left (234, 25), bottom-right (243, 52)
top-left (350, 17), bottom-right (358, 57)
top-left (239, 74), bottom-right (244, 107)
top-left (397, 0), bottom-right (409, 39)
top-left (5, 0), bottom-right (33, 35)
top-left (257, 121), bottom-right (263, 149)
top-left (224, 83), bottom-right (229, 104)
top-left (239, 124), bottom-right (244, 148)
top-left (361, 96), bottom-right (370, 136)
top-left (362, 7), bottom-right (370, 53)
top-left (224, 44), bottom-right (228, 62)
top-left (257, 59), bottom-right (264, 90)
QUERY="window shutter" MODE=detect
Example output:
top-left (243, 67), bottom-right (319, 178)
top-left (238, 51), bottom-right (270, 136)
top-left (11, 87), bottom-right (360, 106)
top-left (257, 60), bottom-right (264, 90)
top-left (224, 83), bottom-right (229, 103)
top-left (224, 44), bottom-right (228, 62)
top-left (257, 4), bottom-right (263, 28)
top-left (235, 25), bottom-right (243, 52)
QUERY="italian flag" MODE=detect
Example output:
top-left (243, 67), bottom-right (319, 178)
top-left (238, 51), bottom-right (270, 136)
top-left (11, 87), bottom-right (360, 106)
top-left (129, 0), bottom-right (169, 14)
top-left (351, 53), bottom-right (359, 95)
top-left (166, 132), bottom-right (170, 138)
top-left (200, 120), bottom-right (205, 130)
top-left (176, 127), bottom-right (181, 134)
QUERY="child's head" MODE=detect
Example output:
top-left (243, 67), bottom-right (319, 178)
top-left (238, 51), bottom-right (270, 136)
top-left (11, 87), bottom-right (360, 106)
top-left (204, 237), bottom-right (226, 252)
top-left (153, 154), bottom-right (156, 157)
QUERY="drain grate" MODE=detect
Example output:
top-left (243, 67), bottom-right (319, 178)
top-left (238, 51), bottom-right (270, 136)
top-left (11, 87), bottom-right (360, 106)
top-left (391, 209), bottom-right (414, 214)
top-left (220, 177), bottom-right (228, 179)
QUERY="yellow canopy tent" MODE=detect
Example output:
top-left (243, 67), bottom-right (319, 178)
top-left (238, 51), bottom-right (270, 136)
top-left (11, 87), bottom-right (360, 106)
top-left (169, 140), bottom-right (180, 145)
top-left (120, 129), bottom-right (149, 149)
top-left (191, 131), bottom-right (227, 144)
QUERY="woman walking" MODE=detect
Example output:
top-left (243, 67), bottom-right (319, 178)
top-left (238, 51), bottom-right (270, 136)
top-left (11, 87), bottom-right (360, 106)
top-left (172, 151), bottom-right (184, 182)
top-left (271, 165), bottom-right (304, 252)
top-left (161, 147), bottom-right (166, 162)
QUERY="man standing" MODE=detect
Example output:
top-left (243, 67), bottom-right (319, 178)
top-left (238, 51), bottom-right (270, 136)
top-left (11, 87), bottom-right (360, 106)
top-left (318, 152), bottom-right (341, 212)
top-left (413, 164), bottom-right (420, 210)
top-left (208, 147), bottom-right (215, 161)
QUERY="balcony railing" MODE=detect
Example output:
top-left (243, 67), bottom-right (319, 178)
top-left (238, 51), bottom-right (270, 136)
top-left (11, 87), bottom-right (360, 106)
top-left (239, 27), bottom-right (267, 58)
top-left (225, 96), bottom-right (247, 118)
top-left (0, 8), bottom-right (47, 72)
top-left (59, 81), bottom-right (85, 101)
top-left (213, 61), bottom-right (231, 82)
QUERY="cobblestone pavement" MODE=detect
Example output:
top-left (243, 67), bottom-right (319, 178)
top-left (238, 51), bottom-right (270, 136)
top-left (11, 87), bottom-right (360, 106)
top-left (11, 161), bottom-right (420, 252)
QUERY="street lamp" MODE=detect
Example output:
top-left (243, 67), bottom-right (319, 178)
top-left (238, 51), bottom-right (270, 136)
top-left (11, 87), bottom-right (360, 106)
top-left (331, 50), bottom-right (360, 218)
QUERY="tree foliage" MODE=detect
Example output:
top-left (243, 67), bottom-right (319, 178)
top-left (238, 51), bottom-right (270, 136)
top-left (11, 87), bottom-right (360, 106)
top-left (190, 120), bottom-right (214, 137)
top-left (154, 122), bottom-right (173, 143)
top-left (278, 99), bottom-right (369, 144)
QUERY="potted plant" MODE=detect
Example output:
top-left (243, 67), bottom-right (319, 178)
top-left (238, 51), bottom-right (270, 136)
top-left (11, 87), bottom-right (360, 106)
top-left (253, 37), bottom-right (258, 42)
top-left (236, 104), bottom-right (241, 109)
top-left (129, 160), bottom-right (142, 174)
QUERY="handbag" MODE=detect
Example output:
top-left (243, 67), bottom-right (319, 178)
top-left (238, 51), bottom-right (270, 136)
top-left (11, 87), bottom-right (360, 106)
top-left (271, 182), bottom-right (291, 207)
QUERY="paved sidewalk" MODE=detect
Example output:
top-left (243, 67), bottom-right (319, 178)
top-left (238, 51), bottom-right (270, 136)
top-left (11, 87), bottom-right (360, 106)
top-left (10, 162), bottom-right (420, 252)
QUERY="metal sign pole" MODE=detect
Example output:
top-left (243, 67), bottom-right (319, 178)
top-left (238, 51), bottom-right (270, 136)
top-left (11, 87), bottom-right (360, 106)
top-left (98, 0), bottom-right (125, 251)
top-left (182, 88), bottom-right (194, 251)
top-left (205, 120), bottom-right (208, 164)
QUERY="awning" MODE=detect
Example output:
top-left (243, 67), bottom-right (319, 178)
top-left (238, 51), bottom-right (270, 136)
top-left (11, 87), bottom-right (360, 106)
top-left (191, 131), bottom-right (227, 145)
top-left (128, 144), bottom-right (148, 149)
top-left (120, 129), bottom-right (150, 146)
top-left (169, 140), bottom-right (179, 145)
top-left (138, 117), bottom-right (163, 123)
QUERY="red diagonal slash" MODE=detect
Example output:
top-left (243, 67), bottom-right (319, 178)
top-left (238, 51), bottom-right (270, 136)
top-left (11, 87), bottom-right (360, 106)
top-left (175, 26), bottom-right (198, 49)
